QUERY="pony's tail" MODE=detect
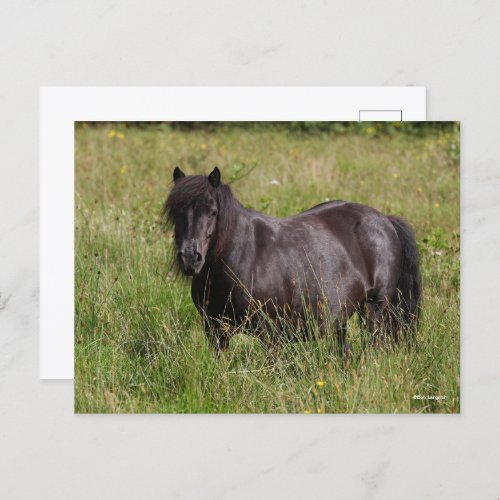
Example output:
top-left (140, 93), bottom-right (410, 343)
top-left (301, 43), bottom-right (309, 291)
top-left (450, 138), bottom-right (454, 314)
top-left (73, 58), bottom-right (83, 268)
top-left (388, 216), bottom-right (422, 336)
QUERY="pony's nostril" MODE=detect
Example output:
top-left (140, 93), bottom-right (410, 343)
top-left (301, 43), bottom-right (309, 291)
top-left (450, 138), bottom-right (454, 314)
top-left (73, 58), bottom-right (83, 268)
top-left (195, 252), bottom-right (202, 263)
top-left (177, 251), bottom-right (184, 261)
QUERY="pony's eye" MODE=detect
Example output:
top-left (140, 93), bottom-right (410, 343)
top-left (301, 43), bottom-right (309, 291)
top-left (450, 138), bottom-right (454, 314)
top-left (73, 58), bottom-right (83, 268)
top-left (210, 210), bottom-right (218, 217)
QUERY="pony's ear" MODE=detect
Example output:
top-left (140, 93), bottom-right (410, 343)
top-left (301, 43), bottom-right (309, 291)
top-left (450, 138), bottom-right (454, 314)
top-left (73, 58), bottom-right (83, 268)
top-left (173, 166), bottom-right (185, 182)
top-left (208, 167), bottom-right (221, 188)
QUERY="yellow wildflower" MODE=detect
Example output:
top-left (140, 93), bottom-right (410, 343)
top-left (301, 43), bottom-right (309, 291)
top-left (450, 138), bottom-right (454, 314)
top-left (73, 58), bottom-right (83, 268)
top-left (434, 202), bottom-right (440, 208)
top-left (200, 143), bottom-right (207, 150)
top-left (316, 380), bottom-right (325, 388)
top-left (117, 132), bottom-right (124, 140)
top-left (304, 409), bottom-right (312, 414)
top-left (107, 129), bottom-right (116, 138)
top-left (316, 408), bottom-right (323, 414)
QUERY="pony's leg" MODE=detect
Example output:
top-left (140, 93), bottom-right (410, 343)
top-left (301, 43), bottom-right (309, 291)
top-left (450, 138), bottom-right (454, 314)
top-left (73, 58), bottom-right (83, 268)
top-left (325, 318), bottom-right (350, 360)
top-left (366, 301), bottom-right (391, 346)
top-left (370, 296), bottom-right (404, 344)
top-left (337, 324), bottom-right (351, 359)
top-left (204, 324), bottom-right (229, 356)
top-left (357, 305), bottom-right (370, 350)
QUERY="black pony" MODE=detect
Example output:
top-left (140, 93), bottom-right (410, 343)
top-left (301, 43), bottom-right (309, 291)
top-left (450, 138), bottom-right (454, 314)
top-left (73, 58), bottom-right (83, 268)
top-left (163, 167), bottom-right (421, 356)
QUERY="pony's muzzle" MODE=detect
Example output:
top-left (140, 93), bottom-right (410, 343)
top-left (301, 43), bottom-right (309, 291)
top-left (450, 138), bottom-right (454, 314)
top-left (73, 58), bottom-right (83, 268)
top-left (177, 247), bottom-right (203, 275)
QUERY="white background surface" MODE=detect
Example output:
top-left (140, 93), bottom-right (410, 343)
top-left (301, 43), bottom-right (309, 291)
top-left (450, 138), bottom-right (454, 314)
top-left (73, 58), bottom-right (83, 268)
top-left (1, 1), bottom-right (499, 499)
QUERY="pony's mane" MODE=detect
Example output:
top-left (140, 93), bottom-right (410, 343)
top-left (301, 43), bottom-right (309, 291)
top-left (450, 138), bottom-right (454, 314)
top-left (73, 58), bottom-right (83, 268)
top-left (162, 175), bottom-right (238, 257)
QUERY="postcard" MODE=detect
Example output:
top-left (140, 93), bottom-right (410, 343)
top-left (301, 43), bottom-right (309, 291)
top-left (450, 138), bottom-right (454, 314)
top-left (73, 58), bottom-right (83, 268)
top-left (40, 87), bottom-right (426, 381)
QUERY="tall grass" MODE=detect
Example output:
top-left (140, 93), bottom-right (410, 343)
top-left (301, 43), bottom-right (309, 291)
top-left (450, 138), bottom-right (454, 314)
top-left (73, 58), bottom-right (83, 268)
top-left (75, 123), bottom-right (459, 413)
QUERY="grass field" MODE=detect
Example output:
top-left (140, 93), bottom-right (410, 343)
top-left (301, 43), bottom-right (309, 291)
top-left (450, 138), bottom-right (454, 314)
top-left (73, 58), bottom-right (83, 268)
top-left (75, 122), bottom-right (460, 413)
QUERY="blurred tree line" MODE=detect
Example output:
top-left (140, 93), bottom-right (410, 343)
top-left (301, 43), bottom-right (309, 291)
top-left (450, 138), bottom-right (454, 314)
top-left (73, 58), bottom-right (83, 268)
top-left (78, 121), bottom-right (459, 138)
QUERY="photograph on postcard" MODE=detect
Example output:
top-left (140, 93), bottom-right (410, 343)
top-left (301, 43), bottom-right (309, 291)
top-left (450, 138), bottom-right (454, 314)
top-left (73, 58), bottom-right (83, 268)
top-left (74, 121), bottom-right (459, 413)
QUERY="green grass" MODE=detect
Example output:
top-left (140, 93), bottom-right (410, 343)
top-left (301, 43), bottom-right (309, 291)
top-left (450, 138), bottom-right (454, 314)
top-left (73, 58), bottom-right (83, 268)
top-left (75, 123), bottom-right (460, 413)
